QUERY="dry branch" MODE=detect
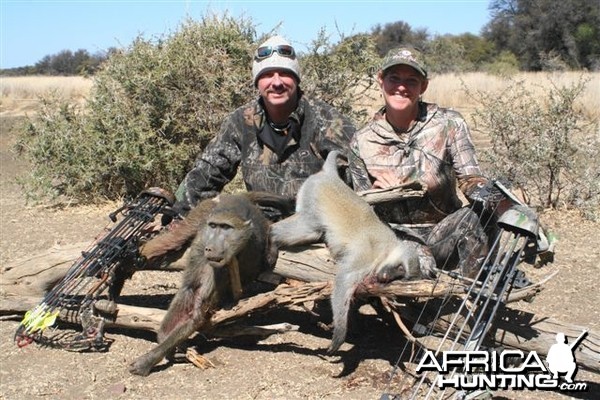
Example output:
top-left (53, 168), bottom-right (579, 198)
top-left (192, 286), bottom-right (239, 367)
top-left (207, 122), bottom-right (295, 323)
top-left (357, 182), bottom-right (426, 204)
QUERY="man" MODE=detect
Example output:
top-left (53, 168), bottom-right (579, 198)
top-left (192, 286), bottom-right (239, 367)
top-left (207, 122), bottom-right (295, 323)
top-left (172, 35), bottom-right (356, 219)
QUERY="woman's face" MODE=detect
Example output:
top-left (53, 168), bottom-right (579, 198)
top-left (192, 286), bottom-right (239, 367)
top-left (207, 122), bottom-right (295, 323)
top-left (256, 69), bottom-right (298, 109)
top-left (378, 64), bottom-right (428, 115)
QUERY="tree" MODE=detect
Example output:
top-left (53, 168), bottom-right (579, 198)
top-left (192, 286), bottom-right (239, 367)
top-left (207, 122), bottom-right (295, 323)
top-left (425, 35), bottom-right (471, 74)
top-left (51, 50), bottom-right (77, 75)
top-left (9, 49), bottom-right (110, 76)
top-left (371, 21), bottom-right (429, 56)
top-left (453, 33), bottom-right (496, 68)
top-left (301, 31), bottom-right (379, 124)
top-left (484, 0), bottom-right (600, 71)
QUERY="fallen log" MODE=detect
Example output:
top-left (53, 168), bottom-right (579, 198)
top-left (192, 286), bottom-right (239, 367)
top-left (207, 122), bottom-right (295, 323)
top-left (2, 279), bottom-right (598, 374)
top-left (1, 243), bottom-right (599, 374)
top-left (0, 243), bottom-right (337, 297)
top-left (0, 242), bottom-right (87, 297)
top-left (0, 183), bottom-right (426, 294)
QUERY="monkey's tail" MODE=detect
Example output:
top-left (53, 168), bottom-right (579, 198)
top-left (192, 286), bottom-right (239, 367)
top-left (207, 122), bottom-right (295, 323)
top-left (322, 150), bottom-right (341, 177)
top-left (328, 269), bottom-right (361, 353)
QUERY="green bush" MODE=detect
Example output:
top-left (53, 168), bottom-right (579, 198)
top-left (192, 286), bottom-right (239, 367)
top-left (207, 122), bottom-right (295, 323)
top-left (16, 16), bottom-right (257, 202)
top-left (301, 30), bottom-right (379, 124)
top-left (15, 94), bottom-right (90, 201)
top-left (16, 17), bottom-right (377, 204)
top-left (470, 75), bottom-right (599, 219)
top-left (482, 51), bottom-right (520, 76)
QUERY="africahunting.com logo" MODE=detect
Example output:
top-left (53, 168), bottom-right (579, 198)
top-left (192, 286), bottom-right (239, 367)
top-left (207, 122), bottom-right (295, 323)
top-left (416, 330), bottom-right (589, 392)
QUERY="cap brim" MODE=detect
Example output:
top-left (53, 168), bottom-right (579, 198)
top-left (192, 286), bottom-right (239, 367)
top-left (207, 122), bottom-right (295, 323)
top-left (254, 67), bottom-right (301, 85)
top-left (382, 61), bottom-right (427, 78)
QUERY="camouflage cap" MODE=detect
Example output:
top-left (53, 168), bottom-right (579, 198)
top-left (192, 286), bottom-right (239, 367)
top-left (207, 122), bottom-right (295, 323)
top-left (381, 46), bottom-right (427, 78)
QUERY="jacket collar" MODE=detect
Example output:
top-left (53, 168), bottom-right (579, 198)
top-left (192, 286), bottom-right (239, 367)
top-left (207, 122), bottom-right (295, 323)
top-left (372, 101), bottom-right (437, 139)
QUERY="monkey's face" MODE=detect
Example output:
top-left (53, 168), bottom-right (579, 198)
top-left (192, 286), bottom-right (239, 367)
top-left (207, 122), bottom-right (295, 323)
top-left (202, 217), bottom-right (253, 268)
top-left (375, 244), bottom-right (421, 282)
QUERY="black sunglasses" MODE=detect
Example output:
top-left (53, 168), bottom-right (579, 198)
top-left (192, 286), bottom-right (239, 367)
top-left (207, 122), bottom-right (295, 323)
top-left (255, 45), bottom-right (296, 60)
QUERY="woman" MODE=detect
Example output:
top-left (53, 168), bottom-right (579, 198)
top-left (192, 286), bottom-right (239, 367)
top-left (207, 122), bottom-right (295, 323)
top-left (349, 46), bottom-right (493, 275)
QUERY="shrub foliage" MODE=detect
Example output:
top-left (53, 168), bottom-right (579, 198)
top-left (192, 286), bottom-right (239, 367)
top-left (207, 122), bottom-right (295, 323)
top-left (16, 16), bottom-right (378, 203)
top-left (471, 75), bottom-right (599, 219)
top-left (301, 30), bottom-right (380, 124)
top-left (17, 16), bottom-right (256, 201)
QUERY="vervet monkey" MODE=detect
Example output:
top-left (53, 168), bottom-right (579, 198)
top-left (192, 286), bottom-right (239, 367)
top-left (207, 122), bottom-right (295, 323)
top-left (271, 151), bottom-right (423, 353)
top-left (129, 194), bottom-right (279, 376)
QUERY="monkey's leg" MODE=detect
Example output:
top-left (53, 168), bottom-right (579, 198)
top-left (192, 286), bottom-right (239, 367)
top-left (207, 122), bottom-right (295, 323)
top-left (129, 318), bottom-right (202, 376)
top-left (157, 287), bottom-right (195, 343)
top-left (328, 270), bottom-right (358, 354)
top-left (271, 214), bottom-right (322, 247)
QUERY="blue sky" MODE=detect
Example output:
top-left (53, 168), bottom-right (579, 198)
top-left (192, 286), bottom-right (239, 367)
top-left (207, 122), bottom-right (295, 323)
top-left (0, 0), bottom-right (492, 69)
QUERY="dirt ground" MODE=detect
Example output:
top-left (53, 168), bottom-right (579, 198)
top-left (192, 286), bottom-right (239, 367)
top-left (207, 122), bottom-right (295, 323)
top-left (0, 115), bottom-right (598, 400)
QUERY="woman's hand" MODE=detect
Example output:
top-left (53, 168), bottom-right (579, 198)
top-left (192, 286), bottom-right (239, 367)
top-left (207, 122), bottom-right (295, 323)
top-left (372, 170), bottom-right (402, 189)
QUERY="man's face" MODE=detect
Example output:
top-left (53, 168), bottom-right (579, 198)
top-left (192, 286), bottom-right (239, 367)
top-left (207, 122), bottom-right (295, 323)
top-left (378, 65), bottom-right (428, 113)
top-left (256, 69), bottom-right (298, 108)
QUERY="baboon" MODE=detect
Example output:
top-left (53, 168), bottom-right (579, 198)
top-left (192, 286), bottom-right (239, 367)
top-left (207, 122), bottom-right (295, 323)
top-left (271, 151), bottom-right (424, 353)
top-left (139, 191), bottom-right (294, 260)
top-left (129, 193), bottom-right (282, 376)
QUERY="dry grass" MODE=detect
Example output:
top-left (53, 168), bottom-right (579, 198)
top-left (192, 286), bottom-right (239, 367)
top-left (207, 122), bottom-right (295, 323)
top-left (424, 71), bottom-right (600, 123)
top-left (0, 75), bottom-right (93, 117)
top-left (1, 72), bottom-right (598, 123)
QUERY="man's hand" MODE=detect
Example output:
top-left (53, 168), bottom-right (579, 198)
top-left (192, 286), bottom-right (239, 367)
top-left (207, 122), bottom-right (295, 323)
top-left (140, 206), bottom-right (182, 236)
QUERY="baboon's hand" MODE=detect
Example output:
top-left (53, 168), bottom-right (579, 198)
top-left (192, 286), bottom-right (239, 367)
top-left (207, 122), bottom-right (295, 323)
top-left (128, 355), bottom-right (154, 376)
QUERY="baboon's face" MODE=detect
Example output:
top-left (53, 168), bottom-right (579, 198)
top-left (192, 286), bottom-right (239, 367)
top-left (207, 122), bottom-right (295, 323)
top-left (202, 216), bottom-right (252, 268)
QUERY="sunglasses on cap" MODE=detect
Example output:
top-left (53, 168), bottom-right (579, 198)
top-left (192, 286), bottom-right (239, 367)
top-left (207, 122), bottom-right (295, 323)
top-left (255, 45), bottom-right (296, 60)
